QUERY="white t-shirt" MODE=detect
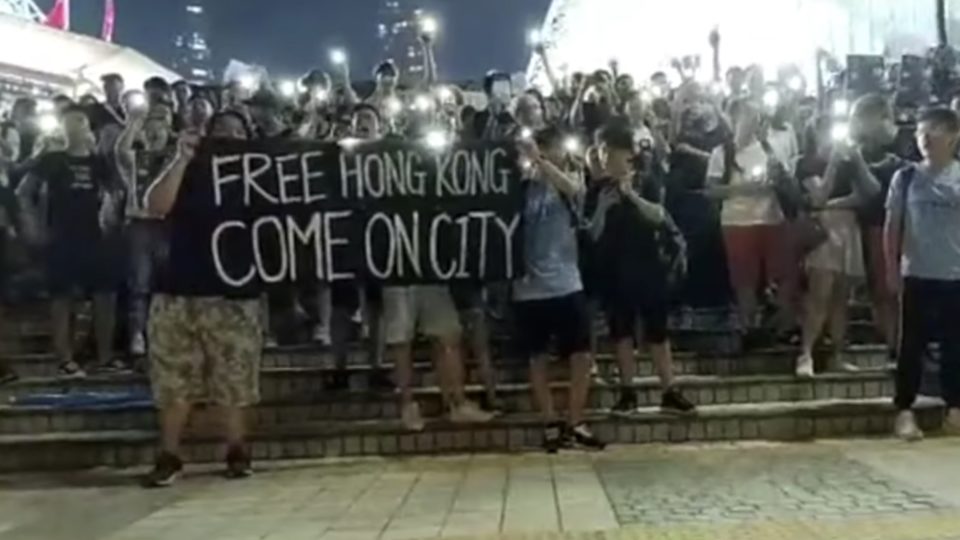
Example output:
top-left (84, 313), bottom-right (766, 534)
top-left (707, 140), bottom-right (784, 226)
top-left (767, 126), bottom-right (799, 175)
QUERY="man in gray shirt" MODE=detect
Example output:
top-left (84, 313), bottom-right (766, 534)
top-left (884, 108), bottom-right (960, 440)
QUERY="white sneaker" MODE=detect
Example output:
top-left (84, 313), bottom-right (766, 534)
top-left (895, 410), bottom-right (924, 442)
top-left (311, 325), bottom-right (332, 346)
top-left (129, 333), bottom-right (146, 357)
top-left (401, 402), bottom-right (425, 432)
top-left (828, 354), bottom-right (859, 373)
top-left (795, 354), bottom-right (815, 378)
top-left (944, 408), bottom-right (960, 436)
top-left (449, 400), bottom-right (495, 424)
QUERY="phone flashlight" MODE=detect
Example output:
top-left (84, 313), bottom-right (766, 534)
top-left (238, 74), bottom-right (257, 91)
top-left (520, 127), bottom-right (534, 140)
top-left (437, 86), bottom-right (453, 102)
top-left (831, 122), bottom-right (850, 143)
top-left (788, 76), bottom-right (804, 92)
top-left (313, 88), bottom-right (329, 102)
top-left (127, 91), bottom-right (147, 110)
top-left (751, 165), bottom-right (765, 179)
top-left (329, 48), bottom-right (347, 65)
top-left (385, 97), bottom-right (403, 117)
top-left (420, 16), bottom-right (438, 36)
top-left (413, 94), bottom-right (433, 113)
top-left (527, 29), bottom-right (542, 46)
top-left (425, 129), bottom-right (449, 151)
top-left (564, 136), bottom-right (581, 154)
top-left (763, 89), bottom-right (780, 109)
top-left (832, 99), bottom-right (849, 117)
top-left (279, 80), bottom-right (297, 98)
top-left (38, 113), bottom-right (58, 134)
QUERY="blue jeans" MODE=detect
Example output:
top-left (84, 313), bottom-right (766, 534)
top-left (126, 219), bottom-right (168, 341)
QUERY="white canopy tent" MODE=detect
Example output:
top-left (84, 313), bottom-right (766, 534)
top-left (528, 0), bottom-right (958, 91)
top-left (0, 12), bottom-right (179, 95)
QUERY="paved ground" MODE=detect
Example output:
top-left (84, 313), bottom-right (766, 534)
top-left (1, 439), bottom-right (959, 540)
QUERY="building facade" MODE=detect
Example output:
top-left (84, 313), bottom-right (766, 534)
top-left (377, 0), bottom-right (425, 84)
top-left (173, 0), bottom-right (213, 83)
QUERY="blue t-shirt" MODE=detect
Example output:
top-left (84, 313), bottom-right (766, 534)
top-left (513, 179), bottom-right (583, 301)
top-left (886, 161), bottom-right (960, 281)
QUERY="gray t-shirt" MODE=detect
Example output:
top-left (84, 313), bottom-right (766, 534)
top-left (886, 161), bottom-right (960, 281)
top-left (512, 179), bottom-right (583, 301)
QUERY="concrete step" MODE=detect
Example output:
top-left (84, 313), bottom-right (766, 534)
top-left (0, 398), bottom-right (944, 472)
top-left (0, 344), bottom-right (892, 380)
top-left (0, 372), bottom-right (898, 434)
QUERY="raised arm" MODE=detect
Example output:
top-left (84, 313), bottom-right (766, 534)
top-left (144, 132), bottom-right (199, 217)
top-left (115, 110), bottom-right (146, 186)
top-left (534, 45), bottom-right (561, 96)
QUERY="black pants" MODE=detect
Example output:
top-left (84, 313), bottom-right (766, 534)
top-left (895, 278), bottom-right (960, 410)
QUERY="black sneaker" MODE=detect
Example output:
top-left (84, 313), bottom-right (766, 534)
top-left (543, 421), bottom-right (569, 454)
top-left (142, 452), bottom-right (183, 488)
top-left (661, 388), bottom-right (697, 416)
top-left (568, 423), bottom-right (606, 451)
top-left (610, 390), bottom-right (639, 418)
top-left (225, 446), bottom-right (253, 479)
top-left (57, 361), bottom-right (87, 380)
top-left (0, 368), bottom-right (18, 386)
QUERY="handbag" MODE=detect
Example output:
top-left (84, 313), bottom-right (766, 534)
top-left (793, 212), bottom-right (828, 256)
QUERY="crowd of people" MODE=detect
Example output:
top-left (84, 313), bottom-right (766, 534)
top-left (1, 26), bottom-right (960, 488)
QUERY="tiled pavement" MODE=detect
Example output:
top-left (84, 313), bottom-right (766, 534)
top-left (1, 439), bottom-right (959, 540)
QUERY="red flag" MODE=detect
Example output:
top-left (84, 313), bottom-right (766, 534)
top-left (101, 0), bottom-right (116, 42)
top-left (45, 0), bottom-right (70, 31)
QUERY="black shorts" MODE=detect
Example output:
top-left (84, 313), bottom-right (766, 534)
top-left (514, 292), bottom-right (591, 359)
top-left (604, 295), bottom-right (669, 345)
top-left (47, 237), bottom-right (122, 296)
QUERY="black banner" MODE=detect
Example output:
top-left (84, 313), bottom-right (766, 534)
top-left (170, 138), bottom-right (524, 293)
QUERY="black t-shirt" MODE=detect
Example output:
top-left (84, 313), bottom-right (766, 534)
top-left (155, 158), bottom-right (258, 299)
top-left (858, 151), bottom-right (905, 228)
top-left (795, 154), bottom-right (853, 203)
top-left (472, 109), bottom-right (516, 140)
top-left (32, 152), bottom-right (109, 243)
top-left (585, 180), bottom-right (665, 303)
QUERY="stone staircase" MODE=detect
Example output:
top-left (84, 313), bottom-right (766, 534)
top-left (0, 302), bottom-right (947, 472)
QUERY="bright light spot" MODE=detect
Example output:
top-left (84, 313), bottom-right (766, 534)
top-left (650, 86), bottom-right (664, 99)
top-left (128, 92), bottom-right (147, 109)
top-left (424, 129), bottom-right (449, 151)
top-left (564, 136), bottom-right (581, 154)
top-left (763, 89), bottom-right (780, 109)
top-left (36, 100), bottom-right (54, 113)
top-left (520, 127), bottom-right (534, 140)
top-left (38, 114), bottom-right (58, 133)
top-left (279, 80), bottom-right (297, 98)
top-left (751, 165), bottom-right (765, 178)
top-left (238, 74), bottom-right (257, 91)
top-left (521, 158), bottom-right (533, 171)
top-left (313, 88), bottom-right (329, 102)
top-left (788, 76), bottom-right (804, 92)
top-left (414, 94), bottom-right (433, 112)
top-left (340, 137), bottom-right (361, 150)
top-left (831, 122), bottom-right (850, 142)
top-left (420, 16), bottom-right (438, 35)
top-left (330, 48), bottom-right (347, 65)
top-left (640, 89), bottom-right (655, 103)
top-left (437, 86), bottom-right (453, 102)
top-left (710, 81), bottom-right (727, 96)
top-left (528, 28), bottom-right (542, 46)
top-left (833, 99), bottom-right (850, 117)
top-left (386, 97), bottom-right (403, 116)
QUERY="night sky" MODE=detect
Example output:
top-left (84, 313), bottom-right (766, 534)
top-left (35, 0), bottom-right (552, 81)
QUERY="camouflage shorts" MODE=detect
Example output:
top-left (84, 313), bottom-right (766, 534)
top-left (148, 295), bottom-right (263, 408)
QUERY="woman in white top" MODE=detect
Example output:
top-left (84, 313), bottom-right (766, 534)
top-left (706, 99), bottom-right (795, 335)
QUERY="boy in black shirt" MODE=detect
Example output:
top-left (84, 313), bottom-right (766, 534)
top-left (18, 105), bottom-right (120, 378)
top-left (586, 122), bottom-right (696, 416)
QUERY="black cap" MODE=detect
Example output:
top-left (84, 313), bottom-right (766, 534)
top-left (101, 73), bottom-right (124, 84)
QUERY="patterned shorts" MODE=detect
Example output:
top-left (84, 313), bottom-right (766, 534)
top-left (148, 295), bottom-right (263, 408)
